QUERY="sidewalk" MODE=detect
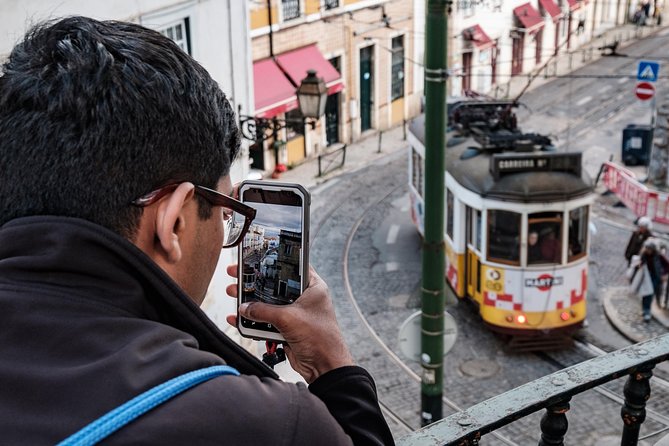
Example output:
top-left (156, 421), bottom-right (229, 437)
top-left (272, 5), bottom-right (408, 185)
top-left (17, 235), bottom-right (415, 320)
top-left (602, 286), bottom-right (669, 342)
top-left (270, 124), bottom-right (409, 190)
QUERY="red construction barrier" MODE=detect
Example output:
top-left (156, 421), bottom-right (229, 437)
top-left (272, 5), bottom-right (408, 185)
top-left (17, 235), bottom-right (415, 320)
top-left (602, 161), bottom-right (669, 224)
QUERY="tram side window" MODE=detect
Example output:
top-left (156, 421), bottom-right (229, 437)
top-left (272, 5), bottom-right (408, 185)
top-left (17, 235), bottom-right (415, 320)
top-left (411, 148), bottom-right (424, 197)
top-left (528, 212), bottom-right (563, 265)
top-left (446, 189), bottom-right (454, 239)
top-left (568, 206), bottom-right (588, 261)
top-left (487, 210), bottom-right (520, 265)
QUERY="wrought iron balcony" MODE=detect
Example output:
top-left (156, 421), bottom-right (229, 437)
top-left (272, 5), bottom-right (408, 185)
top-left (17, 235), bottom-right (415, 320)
top-left (282, 0), bottom-right (300, 21)
top-left (397, 333), bottom-right (669, 445)
top-left (324, 0), bottom-right (340, 10)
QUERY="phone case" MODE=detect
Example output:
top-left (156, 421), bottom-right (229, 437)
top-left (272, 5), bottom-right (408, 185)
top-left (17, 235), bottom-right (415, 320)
top-left (236, 180), bottom-right (310, 342)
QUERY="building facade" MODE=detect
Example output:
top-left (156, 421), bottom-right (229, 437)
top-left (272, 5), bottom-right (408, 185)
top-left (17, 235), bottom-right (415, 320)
top-left (446, 0), bottom-right (661, 98)
top-left (247, 0), bottom-right (423, 172)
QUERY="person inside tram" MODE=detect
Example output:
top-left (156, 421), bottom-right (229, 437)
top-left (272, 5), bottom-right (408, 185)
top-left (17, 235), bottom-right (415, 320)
top-left (527, 231), bottom-right (543, 264)
top-left (540, 227), bottom-right (562, 263)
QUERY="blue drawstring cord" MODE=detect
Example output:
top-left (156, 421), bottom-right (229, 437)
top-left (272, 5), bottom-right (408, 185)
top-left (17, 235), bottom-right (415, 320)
top-left (57, 365), bottom-right (239, 446)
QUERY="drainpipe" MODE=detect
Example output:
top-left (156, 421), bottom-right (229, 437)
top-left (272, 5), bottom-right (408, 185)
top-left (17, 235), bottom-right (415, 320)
top-left (266, 0), bottom-right (274, 58)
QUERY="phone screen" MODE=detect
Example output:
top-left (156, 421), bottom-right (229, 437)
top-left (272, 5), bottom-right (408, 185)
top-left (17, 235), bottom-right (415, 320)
top-left (239, 187), bottom-right (305, 335)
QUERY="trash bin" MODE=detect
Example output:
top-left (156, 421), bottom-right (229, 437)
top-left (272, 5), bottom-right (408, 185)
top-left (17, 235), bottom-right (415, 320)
top-left (622, 124), bottom-right (653, 166)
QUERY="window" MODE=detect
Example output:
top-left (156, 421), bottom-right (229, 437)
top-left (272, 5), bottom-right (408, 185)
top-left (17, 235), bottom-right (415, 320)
top-left (282, 0), bottom-right (301, 21)
top-left (284, 109), bottom-right (305, 140)
top-left (568, 206), bottom-right (588, 261)
top-left (459, 0), bottom-right (475, 17)
top-left (527, 212), bottom-right (563, 265)
top-left (323, 0), bottom-right (339, 9)
top-left (391, 36), bottom-right (405, 101)
top-left (487, 210), bottom-right (520, 265)
top-left (474, 210), bottom-right (482, 251)
top-left (446, 189), bottom-right (454, 239)
top-left (160, 18), bottom-right (190, 55)
top-left (411, 148), bottom-right (424, 197)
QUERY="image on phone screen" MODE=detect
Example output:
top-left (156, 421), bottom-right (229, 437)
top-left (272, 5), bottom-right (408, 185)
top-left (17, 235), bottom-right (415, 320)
top-left (240, 188), bottom-right (304, 335)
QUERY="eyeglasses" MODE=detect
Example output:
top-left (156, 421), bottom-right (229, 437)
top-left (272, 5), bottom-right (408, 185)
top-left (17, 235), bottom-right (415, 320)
top-left (132, 183), bottom-right (256, 248)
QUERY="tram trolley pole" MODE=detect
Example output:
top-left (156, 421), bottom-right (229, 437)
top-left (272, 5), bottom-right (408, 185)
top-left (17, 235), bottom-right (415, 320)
top-left (421, 0), bottom-right (449, 427)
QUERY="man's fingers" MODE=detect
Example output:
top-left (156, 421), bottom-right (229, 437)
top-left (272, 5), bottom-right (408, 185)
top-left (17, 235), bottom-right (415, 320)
top-left (226, 283), bottom-right (238, 298)
top-left (225, 314), bottom-right (237, 327)
top-left (226, 264), bottom-right (238, 278)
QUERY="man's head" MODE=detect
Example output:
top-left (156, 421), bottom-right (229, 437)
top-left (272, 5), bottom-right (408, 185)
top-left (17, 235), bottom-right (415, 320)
top-left (0, 16), bottom-right (240, 239)
top-left (528, 231), bottom-right (539, 246)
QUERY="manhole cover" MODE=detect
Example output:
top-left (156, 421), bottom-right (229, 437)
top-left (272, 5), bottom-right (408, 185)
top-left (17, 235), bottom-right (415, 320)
top-left (459, 359), bottom-right (500, 378)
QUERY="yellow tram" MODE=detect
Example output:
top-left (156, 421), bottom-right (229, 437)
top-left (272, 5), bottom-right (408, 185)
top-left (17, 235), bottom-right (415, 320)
top-left (408, 110), bottom-right (595, 345)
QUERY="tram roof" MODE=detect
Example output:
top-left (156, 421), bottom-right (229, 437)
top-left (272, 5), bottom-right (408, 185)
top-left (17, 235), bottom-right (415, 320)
top-left (409, 115), bottom-right (594, 203)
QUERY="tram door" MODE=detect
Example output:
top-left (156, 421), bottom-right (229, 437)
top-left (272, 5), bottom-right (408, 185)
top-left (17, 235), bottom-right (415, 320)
top-left (465, 207), bottom-right (482, 300)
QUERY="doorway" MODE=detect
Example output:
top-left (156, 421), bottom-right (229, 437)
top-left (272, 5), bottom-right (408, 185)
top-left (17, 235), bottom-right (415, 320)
top-left (359, 46), bottom-right (374, 132)
top-left (325, 93), bottom-right (340, 146)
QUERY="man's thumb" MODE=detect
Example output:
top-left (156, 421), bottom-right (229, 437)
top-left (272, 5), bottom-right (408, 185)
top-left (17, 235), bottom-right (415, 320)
top-left (239, 302), bottom-right (271, 323)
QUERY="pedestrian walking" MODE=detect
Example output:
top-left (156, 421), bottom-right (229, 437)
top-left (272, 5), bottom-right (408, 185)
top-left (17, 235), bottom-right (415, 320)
top-left (628, 239), bottom-right (669, 322)
top-left (624, 216), bottom-right (653, 265)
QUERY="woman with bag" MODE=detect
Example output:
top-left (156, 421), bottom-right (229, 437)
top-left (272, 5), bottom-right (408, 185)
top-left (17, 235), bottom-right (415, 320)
top-left (629, 239), bottom-right (669, 322)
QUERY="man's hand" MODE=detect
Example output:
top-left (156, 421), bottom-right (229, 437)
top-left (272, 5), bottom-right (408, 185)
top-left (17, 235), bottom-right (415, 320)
top-left (226, 265), bottom-right (354, 383)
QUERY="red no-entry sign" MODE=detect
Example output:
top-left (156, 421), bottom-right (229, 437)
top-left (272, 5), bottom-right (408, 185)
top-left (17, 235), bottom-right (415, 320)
top-left (635, 81), bottom-right (655, 101)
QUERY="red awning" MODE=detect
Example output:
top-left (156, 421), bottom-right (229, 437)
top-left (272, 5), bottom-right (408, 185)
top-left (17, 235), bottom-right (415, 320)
top-left (539, 0), bottom-right (563, 20)
top-left (275, 44), bottom-right (344, 95)
top-left (462, 24), bottom-right (494, 50)
top-left (513, 3), bottom-right (545, 33)
top-left (567, 0), bottom-right (582, 10)
top-left (253, 58), bottom-right (298, 119)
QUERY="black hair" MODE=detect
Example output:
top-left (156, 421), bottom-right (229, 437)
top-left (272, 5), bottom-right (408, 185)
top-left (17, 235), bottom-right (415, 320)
top-left (0, 16), bottom-right (240, 238)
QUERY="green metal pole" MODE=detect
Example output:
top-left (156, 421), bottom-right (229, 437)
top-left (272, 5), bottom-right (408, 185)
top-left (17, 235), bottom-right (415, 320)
top-left (421, 0), bottom-right (448, 427)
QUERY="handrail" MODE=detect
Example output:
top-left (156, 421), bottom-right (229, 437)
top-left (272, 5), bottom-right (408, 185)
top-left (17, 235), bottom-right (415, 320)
top-left (397, 333), bottom-right (669, 445)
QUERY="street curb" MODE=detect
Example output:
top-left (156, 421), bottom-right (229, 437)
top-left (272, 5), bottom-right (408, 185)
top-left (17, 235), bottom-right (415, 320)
top-left (601, 288), bottom-right (644, 343)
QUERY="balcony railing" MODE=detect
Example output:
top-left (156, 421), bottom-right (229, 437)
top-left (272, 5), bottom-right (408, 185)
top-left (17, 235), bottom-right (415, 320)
top-left (397, 333), bottom-right (669, 445)
top-left (324, 0), bottom-right (340, 10)
top-left (282, 0), bottom-right (300, 21)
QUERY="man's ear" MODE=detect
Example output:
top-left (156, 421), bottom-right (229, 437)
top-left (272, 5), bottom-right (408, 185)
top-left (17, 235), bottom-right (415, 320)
top-left (154, 182), bottom-right (196, 264)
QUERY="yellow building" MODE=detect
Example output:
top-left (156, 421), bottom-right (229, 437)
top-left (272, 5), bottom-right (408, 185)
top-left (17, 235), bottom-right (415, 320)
top-left (246, 0), bottom-right (422, 172)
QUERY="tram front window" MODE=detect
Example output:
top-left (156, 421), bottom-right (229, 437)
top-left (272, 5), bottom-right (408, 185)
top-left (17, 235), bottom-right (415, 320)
top-left (487, 210), bottom-right (520, 265)
top-left (568, 206), bottom-right (588, 261)
top-left (528, 212), bottom-right (563, 265)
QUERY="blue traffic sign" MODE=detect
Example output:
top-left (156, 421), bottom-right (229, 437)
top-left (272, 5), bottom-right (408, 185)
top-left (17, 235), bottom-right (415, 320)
top-left (638, 60), bottom-right (660, 82)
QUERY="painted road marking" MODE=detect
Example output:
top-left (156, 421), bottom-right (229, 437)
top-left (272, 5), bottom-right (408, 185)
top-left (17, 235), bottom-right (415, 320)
top-left (387, 224), bottom-right (400, 244)
top-left (386, 262), bottom-right (399, 272)
top-left (598, 85), bottom-right (611, 94)
top-left (618, 76), bottom-right (628, 84)
top-left (576, 96), bottom-right (592, 106)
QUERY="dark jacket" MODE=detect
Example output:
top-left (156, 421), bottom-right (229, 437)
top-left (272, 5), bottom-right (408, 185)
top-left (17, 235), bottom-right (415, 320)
top-left (625, 229), bottom-right (652, 262)
top-left (0, 216), bottom-right (394, 445)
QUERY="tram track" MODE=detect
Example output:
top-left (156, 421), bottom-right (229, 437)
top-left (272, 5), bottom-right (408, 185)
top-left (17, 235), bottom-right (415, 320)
top-left (336, 182), bottom-right (521, 446)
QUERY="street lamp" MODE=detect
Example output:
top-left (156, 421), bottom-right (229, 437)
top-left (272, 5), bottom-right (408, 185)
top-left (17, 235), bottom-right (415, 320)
top-left (240, 70), bottom-right (328, 171)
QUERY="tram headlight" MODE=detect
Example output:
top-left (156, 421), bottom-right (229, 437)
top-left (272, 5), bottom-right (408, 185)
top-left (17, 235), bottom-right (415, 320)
top-left (516, 314), bottom-right (527, 324)
top-left (560, 311), bottom-right (571, 321)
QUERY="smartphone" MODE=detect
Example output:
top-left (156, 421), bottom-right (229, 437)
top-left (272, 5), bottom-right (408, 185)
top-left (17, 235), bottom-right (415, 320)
top-left (236, 180), bottom-right (310, 341)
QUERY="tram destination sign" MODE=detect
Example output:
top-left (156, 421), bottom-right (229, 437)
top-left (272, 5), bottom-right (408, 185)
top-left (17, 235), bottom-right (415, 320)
top-left (490, 152), bottom-right (582, 180)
